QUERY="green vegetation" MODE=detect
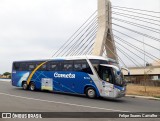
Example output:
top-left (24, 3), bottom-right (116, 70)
top-left (0, 72), bottom-right (11, 79)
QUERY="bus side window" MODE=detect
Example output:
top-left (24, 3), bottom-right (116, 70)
top-left (82, 66), bottom-right (93, 75)
top-left (62, 61), bottom-right (73, 71)
top-left (19, 63), bottom-right (26, 71)
top-left (39, 64), bottom-right (47, 71)
top-left (73, 60), bottom-right (93, 74)
top-left (13, 63), bottom-right (20, 71)
top-left (13, 62), bottom-right (26, 71)
top-left (74, 63), bottom-right (82, 71)
top-left (36, 61), bottom-right (47, 71)
top-left (47, 61), bottom-right (60, 71)
top-left (28, 63), bottom-right (35, 71)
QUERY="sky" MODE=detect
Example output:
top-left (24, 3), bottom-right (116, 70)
top-left (0, 0), bottom-right (160, 74)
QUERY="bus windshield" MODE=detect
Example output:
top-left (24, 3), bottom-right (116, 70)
top-left (99, 65), bottom-right (125, 87)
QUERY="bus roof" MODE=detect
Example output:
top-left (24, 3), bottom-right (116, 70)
top-left (13, 55), bottom-right (116, 63)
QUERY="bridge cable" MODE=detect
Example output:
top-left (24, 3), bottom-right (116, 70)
top-left (113, 35), bottom-right (160, 64)
top-left (62, 18), bottom-right (98, 56)
top-left (77, 36), bottom-right (96, 55)
top-left (115, 40), bottom-right (149, 64)
top-left (112, 29), bottom-right (160, 52)
top-left (105, 30), bottom-right (160, 64)
top-left (112, 12), bottom-right (160, 27)
top-left (67, 22), bottom-right (98, 56)
top-left (51, 10), bottom-right (97, 57)
top-left (112, 6), bottom-right (160, 14)
top-left (112, 7), bottom-right (160, 19)
top-left (103, 43), bottom-right (127, 67)
top-left (58, 16), bottom-right (97, 57)
top-left (71, 26), bottom-right (98, 56)
top-left (112, 17), bottom-right (160, 34)
top-left (80, 41), bottom-right (95, 55)
top-left (65, 22), bottom-right (98, 56)
top-left (105, 37), bottom-right (144, 67)
top-left (112, 11), bottom-right (160, 23)
top-left (116, 46), bottom-right (140, 67)
top-left (112, 23), bottom-right (160, 43)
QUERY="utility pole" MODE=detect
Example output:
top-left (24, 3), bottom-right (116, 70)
top-left (93, 0), bottom-right (118, 62)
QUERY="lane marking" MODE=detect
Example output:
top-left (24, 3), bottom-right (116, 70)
top-left (0, 92), bottom-right (129, 112)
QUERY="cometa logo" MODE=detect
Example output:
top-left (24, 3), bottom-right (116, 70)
top-left (54, 72), bottom-right (75, 78)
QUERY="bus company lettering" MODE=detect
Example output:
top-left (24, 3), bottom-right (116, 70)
top-left (54, 72), bottom-right (75, 78)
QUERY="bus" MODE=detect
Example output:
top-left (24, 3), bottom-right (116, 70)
top-left (12, 55), bottom-right (128, 98)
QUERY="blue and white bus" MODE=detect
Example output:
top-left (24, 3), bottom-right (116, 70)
top-left (12, 55), bottom-right (128, 98)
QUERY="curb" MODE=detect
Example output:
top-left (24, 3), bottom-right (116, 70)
top-left (126, 95), bottom-right (160, 101)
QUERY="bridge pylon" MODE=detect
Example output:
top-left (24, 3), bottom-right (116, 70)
top-left (93, 0), bottom-right (118, 62)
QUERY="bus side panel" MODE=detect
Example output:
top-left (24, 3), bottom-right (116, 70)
top-left (12, 71), bottom-right (100, 96)
top-left (12, 71), bottom-right (30, 87)
top-left (30, 71), bottom-right (98, 94)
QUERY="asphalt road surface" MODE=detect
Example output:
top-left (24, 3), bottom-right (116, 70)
top-left (0, 81), bottom-right (159, 121)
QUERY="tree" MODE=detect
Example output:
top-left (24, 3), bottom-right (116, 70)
top-left (3, 72), bottom-right (11, 76)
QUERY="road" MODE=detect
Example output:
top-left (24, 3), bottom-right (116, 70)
top-left (0, 81), bottom-right (159, 121)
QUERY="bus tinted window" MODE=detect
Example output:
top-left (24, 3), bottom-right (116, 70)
top-left (13, 62), bottom-right (26, 71)
top-left (19, 63), bottom-right (27, 71)
top-left (89, 59), bottom-right (108, 75)
top-left (28, 63), bottom-right (35, 71)
top-left (13, 63), bottom-right (20, 71)
top-left (90, 59), bottom-right (108, 65)
top-left (47, 61), bottom-right (60, 71)
top-left (74, 60), bottom-right (93, 74)
top-left (62, 61), bottom-right (73, 71)
top-left (40, 64), bottom-right (47, 70)
top-left (36, 61), bottom-right (47, 71)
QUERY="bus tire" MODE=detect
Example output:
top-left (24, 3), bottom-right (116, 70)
top-left (29, 82), bottom-right (36, 91)
top-left (22, 82), bottom-right (28, 90)
top-left (86, 87), bottom-right (96, 99)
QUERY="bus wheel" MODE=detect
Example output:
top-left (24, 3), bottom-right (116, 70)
top-left (86, 87), bottom-right (96, 98)
top-left (29, 82), bottom-right (36, 91)
top-left (22, 82), bottom-right (28, 90)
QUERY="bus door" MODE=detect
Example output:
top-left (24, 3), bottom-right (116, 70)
top-left (98, 65), bottom-right (115, 96)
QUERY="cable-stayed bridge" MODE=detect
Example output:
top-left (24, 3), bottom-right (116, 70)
top-left (52, 0), bottom-right (160, 77)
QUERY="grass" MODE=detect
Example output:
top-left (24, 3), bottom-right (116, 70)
top-left (126, 84), bottom-right (160, 98)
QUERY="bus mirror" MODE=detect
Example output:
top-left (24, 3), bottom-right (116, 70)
top-left (121, 67), bottom-right (130, 76)
top-left (117, 70), bottom-right (120, 75)
top-left (128, 72), bottom-right (130, 76)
